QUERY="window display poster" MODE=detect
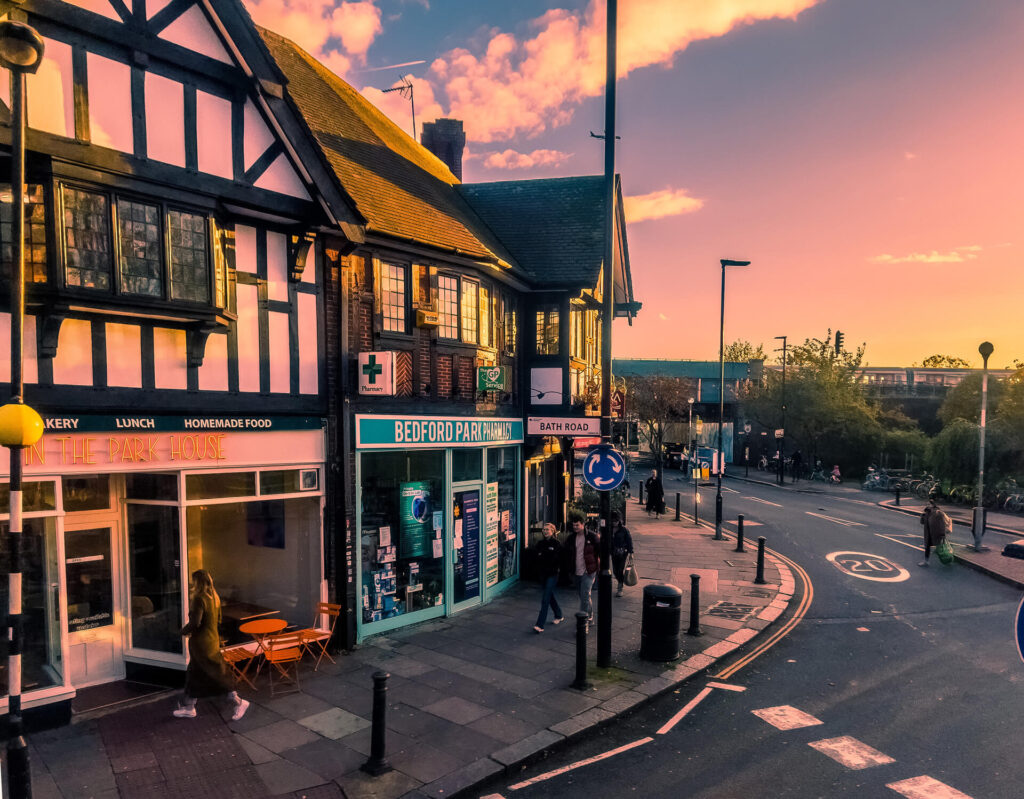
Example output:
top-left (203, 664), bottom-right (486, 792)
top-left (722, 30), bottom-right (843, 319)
top-left (400, 481), bottom-right (433, 559)
top-left (485, 482), bottom-right (499, 587)
top-left (461, 491), bottom-right (481, 600)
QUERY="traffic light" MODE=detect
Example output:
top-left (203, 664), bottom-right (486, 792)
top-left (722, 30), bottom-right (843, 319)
top-left (835, 330), bottom-right (844, 354)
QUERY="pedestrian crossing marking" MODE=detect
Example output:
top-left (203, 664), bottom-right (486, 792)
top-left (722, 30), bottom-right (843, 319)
top-left (808, 736), bottom-right (895, 769)
top-left (751, 705), bottom-right (823, 730)
top-left (887, 775), bottom-right (974, 799)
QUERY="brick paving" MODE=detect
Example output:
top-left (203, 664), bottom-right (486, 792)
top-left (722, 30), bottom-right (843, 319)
top-left (20, 507), bottom-right (796, 799)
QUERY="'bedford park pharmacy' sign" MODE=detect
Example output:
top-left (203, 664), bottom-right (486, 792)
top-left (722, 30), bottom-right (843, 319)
top-left (356, 415), bottom-right (524, 449)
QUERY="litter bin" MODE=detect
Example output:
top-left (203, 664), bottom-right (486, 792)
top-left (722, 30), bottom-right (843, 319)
top-left (640, 582), bottom-right (683, 661)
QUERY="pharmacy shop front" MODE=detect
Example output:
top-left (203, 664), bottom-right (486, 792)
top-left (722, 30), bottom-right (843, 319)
top-left (0, 414), bottom-right (326, 721)
top-left (355, 415), bottom-right (524, 639)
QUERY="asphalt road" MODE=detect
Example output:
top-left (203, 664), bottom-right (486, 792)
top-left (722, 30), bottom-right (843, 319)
top-left (477, 474), bottom-right (1024, 799)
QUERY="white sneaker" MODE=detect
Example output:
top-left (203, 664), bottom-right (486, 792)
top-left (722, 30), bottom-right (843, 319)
top-left (173, 706), bottom-right (196, 719)
top-left (231, 698), bottom-right (250, 721)
top-left (533, 625), bottom-right (544, 633)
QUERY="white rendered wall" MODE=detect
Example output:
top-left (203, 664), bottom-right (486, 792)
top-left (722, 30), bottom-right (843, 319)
top-left (145, 72), bottom-right (186, 167)
top-left (197, 91), bottom-right (233, 179)
top-left (65, 0), bottom-right (121, 22)
top-left (198, 332), bottom-right (229, 392)
top-left (243, 100), bottom-right (275, 171)
top-left (147, 0), bottom-right (174, 18)
top-left (236, 283), bottom-right (260, 392)
top-left (297, 293), bottom-right (318, 394)
top-left (53, 319), bottom-right (93, 386)
top-left (254, 154), bottom-right (309, 200)
top-left (105, 323), bottom-right (142, 388)
top-left (160, 6), bottom-right (232, 64)
top-left (266, 231), bottom-right (288, 302)
top-left (153, 328), bottom-right (187, 390)
top-left (268, 311), bottom-right (290, 393)
top-left (235, 225), bottom-right (257, 274)
top-left (301, 240), bottom-right (318, 285)
top-left (27, 38), bottom-right (74, 139)
top-left (87, 54), bottom-right (133, 153)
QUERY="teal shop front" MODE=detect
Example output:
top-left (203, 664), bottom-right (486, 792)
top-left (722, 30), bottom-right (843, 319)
top-left (355, 415), bottom-right (525, 639)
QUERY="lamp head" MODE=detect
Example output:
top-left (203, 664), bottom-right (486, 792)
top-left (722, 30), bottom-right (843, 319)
top-left (688, 397), bottom-right (694, 405)
top-left (0, 21), bottom-right (45, 73)
top-left (720, 259), bottom-right (751, 268)
top-left (979, 341), bottom-right (994, 361)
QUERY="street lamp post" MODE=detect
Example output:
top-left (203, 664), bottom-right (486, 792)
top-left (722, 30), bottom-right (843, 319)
top-left (774, 335), bottom-right (787, 485)
top-left (716, 259), bottom-right (750, 541)
top-left (0, 20), bottom-right (47, 799)
top-left (972, 341), bottom-right (994, 551)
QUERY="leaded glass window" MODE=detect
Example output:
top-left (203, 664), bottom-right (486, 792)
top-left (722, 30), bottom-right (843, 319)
top-left (535, 306), bottom-right (559, 355)
top-left (0, 184), bottom-right (48, 285)
top-left (479, 285), bottom-right (491, 347)
top-left (461, 279), bottom-right (478, 344)
top-left (63, 187), bottom-right (111, 290)
top-left (503, 294), bottom-right (517, 356)
top-left (380, 262), bottom-right (406, 333)
top-left (438, 275), bottom-right (458, 339)
top-left (168, 210), bottom-right (209, 303)
top-left (117, 198), bottom-right (162, 297)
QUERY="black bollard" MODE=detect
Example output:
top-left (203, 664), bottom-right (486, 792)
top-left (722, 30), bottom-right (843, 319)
top-left (638, 480), bottom-right (644, 506)
top-left (686, 574), bottom-right (702, 636)
top-left (675, 492), bottom-right (681, 521)
top-left (571, 612), bottom-right (592, 689)
top-left (361, 672), bottom-right (393, 776)
top-left (735, 514), bottom-right (745, 552)
top-left (895, 487), bottom-right (900, 506)
top-left (755, 536), bottom-right (767, 584)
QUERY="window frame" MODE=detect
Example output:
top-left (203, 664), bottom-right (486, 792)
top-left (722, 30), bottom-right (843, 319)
top-left (502, 293), bottom-right (517, 356)
top-left (460, 278), bottom-right (479, 345)
top-left (378, 261), bottom-right (410, 335)
top-left (479, 284), bottom-right (491, 348)
top-left (437, 273), bottom-right (460, 340)
top-left (535, 305), bottom-right (560, 356)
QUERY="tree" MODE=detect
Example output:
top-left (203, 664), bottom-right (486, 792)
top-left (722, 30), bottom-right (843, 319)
top-left (723, 339), bottom-right (766, 362)
top-left (937, 374), bottom-right (1006, 426)
top-left (919, 354), bottom-right (971, 368)
top-left (625, 375), bottom-right (696, 467)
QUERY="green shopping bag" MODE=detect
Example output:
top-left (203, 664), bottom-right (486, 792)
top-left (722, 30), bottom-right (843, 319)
top-left (936, 537), bottom-right (954, 565)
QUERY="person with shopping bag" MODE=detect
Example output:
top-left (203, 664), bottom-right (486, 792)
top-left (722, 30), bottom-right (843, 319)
top-left (919, 498), bottom-right (953, 566)
top-left (610, 511), bottom-right (635, 597)
top-left (532, 522), bottom-right (565, 632)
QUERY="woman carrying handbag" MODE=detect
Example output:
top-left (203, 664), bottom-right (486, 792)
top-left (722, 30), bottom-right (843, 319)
top-left (610, 511), bottom-right (635, 597)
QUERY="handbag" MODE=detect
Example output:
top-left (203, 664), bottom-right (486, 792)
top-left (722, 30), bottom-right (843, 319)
top-left (935, 537), bottom-right (954, 565)
top-left (623, 554), bottom-right (639, 586)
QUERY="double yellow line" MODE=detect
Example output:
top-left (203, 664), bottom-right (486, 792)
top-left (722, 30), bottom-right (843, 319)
top-left (712, 544), bottom-right (814, 680)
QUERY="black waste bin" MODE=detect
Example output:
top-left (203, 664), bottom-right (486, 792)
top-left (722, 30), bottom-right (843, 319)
top-left (640, 582), bottom-right (683, 661)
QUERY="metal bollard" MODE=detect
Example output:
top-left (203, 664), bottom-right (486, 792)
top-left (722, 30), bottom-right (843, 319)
top-left (638, 481), bottom-right (644, 505)
top-left (895, 487), bottom-right (900, 506)
top-left (686, 574), bottom-right (702, 636)
top-left (755, 537), bottom-right (767, 584)
top-left (735, 514), bottom-right (745, 552)
top-left (571, 612), bottom-right (592, 689)
top-left (361, 672), bottom-right (393, 776)
top-left (675, 492), bottom-right (681, 521)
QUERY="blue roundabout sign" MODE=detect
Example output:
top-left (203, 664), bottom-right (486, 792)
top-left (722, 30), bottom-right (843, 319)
top-left (583, 445), bottom-right (626, 491)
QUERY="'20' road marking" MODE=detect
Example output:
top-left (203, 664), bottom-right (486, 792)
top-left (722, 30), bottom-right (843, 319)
top-left (826, 551), bottom-right (910, 582)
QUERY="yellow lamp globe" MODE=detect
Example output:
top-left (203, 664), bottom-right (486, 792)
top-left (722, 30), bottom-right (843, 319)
top-left (0, 403), bottom-right (44, 447)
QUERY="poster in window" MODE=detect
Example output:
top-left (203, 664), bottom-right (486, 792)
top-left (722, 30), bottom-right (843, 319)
top-left (400, 481), bottom-right (433, 559)
top-left (485, 482), bottom-right (499, 587)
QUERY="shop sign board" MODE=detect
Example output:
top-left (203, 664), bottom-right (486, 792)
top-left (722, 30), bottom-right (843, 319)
top-left (358, 351), bottom-right (396, 395)
top-left (485, 482), bottom-right (499, 587)
top-left (611, 390), bottom-right (624, 418)
top-left (527, 416), bottom-right (601, 436)
top-left (477, 366), bottom-right (509, 391)
top-left (40, 415), bottom-right (324, 432)
top-left (399, 481), bottom-right (434, 559)
top-left (356, 415), bottom-right (524, 449)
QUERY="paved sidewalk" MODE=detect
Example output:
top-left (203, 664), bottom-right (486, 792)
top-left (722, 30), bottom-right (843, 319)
top-left (22, 509), bottom-right (795, 799)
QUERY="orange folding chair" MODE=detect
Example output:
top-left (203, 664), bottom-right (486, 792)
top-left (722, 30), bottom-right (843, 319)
top-left (263, 632), bottom-right (305, 696)
top-left (221, 642), bottom-right (260, 691)
top-left (298, 602), bottom-right (341, 671)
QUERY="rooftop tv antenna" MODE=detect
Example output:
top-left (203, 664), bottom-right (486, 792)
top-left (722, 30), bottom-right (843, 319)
top-left (381, 75), bottom-right (416, 141)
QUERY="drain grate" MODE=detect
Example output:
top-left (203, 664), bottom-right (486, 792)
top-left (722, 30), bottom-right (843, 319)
top-left (706, 601), bottom-right (758, 621)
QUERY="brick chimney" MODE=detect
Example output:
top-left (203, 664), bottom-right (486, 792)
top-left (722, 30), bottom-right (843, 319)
top-left (421, 118), bottom-right (466, 181)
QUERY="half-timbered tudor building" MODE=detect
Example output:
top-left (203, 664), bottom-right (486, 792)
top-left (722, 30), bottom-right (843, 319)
top-left (0, 0), bottom-right (361, 725)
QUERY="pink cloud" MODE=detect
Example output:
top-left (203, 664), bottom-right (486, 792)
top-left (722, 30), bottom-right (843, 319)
top-left (624, 188), bottom-right (704, 222)
top-left (480, 148), bottom-right (572, 170)
top-left (869, 245), bottom-right (982, 264)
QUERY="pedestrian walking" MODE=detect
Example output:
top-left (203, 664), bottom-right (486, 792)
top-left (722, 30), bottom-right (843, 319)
top-left (791, 450), bottom-right (803, 482)
top-left (173, 570), bottom-right (249, 720)
top-left (563, 513), bottom-right (599, 624)
top-left (645, 469), bottom-right (665, 517)
top-left (610, 511), bottom-right (634, 597)
top-left (919, 498), bottom-right (951, 567)
top-left (533, 522), bottom-right (564, 632)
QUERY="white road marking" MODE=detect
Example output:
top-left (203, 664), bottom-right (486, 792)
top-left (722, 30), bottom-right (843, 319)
top-left (875, 532), bottom-right (925, 552)
top-left (807, 511), bottom-right (864, 526)
top-left (747, 496), bottom-right (782, 507)
top-left (721, 486), bottom-right (741, 494)
top-left (657, 687), bottom-right (713, 734)
top-left (706, 681), bottom-right (746, 692)
top-left (507, 737), bottom-right (653, 790)
top-left (480, 795), bottom-right (506, 799)
top-left (751, 705), bottom-right (823, 730)
top-left (808, 736), bottom-right (895, 769)
top-left (724, 519), bottom-right (763, 526)
top-left (835, 498), bottom-right (877, 506)
top-left (826, 551), bottom-right (910, 582)
top-left (857, 627), bottom-right (870, 632)
top-left (887, 775), bottom-right (974, 799)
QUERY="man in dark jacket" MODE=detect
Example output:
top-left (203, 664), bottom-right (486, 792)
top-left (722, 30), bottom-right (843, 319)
top-left (564, 514), bottom-right (599, 624)
top-left (610, 511), bottom-right (634, 597)
top-left (533, 523), bottom-right (564, 632)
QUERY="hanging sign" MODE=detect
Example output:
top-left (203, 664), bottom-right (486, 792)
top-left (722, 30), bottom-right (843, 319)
top-left (358, 352), bottom-right (396, 396)
top-left (477, 366), bottom-right (509, 391)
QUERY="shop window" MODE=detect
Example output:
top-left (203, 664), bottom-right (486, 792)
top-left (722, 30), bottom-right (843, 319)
top-left (0, 481), bottom-right (57, 514)
top-left (438, 274), bottom-right (458, 339)
top-left (452, 448), bottom-right (482, 482)
top-left (186, 471), bottom-right (256, 500)
top-left (260, 469), bottom-right (300, 495)
top-left (186, 498), bottom-right (320, 645)
top-left (126, 472), bottom-right (179, 501)
top-left (460, 279), bottom-right (478, 344)
top-left (380, 262), bottom-right (407, 334)
top-left (535, 306), bottom-right (559, 355)
top-left (479, 285), bottom-right (491, 347)
top-left (0, 518), bottom-right (61, 696)
top-left (360, 451), bottom-right (445, 626)
top-left (65, 527), bottom-right (114, 633)
top-left (62, 475), bottom-right (111, 512)
top-left (127, 505), bottom-right (182, 654)
top-left (488, 446), bottom-right (519, 584)
top-left (0, 184), bottom-right (48, 284)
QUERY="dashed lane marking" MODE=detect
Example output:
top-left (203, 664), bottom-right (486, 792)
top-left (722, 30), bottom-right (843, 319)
top-left (808, 736), bottom-right (895, 769)
top-left (887, 775), bottom-right (974, 799)
top-left (507, 737), bottom-right (653, 791)
top-left (751, 705), bottom-right (823, 730)
top-left (835, 497), bottom-right (878, 506)
top-left (806, 511), bottom-right (864, 526)
top-left (746, 496), bottom-right (782, 507)
top-left (657, 687), bottom-right (713, 735)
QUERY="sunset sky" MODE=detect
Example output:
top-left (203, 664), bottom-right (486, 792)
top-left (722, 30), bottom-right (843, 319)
top-left (244, 0), bottom-right (1024, 368)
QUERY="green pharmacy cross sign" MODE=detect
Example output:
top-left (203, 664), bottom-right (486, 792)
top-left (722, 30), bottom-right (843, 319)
top-left (477, 366), bottom-right (509, 391)
top-left (358, 351), bottom-right (396, 396)
top-left (363, 355), bottom-right (384, 384)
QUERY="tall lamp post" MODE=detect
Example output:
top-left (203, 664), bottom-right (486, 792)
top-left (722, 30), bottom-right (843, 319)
top-left (0, 19), bottom-right (47, 799)
top-left (688, 397), bottom-right (696, 522)
top-left (972, 341), bottom-right (994, 551)
top-left (715, 259), bottom-right (750, 540)
top-left (774, 335), bottom-right (787, 485)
